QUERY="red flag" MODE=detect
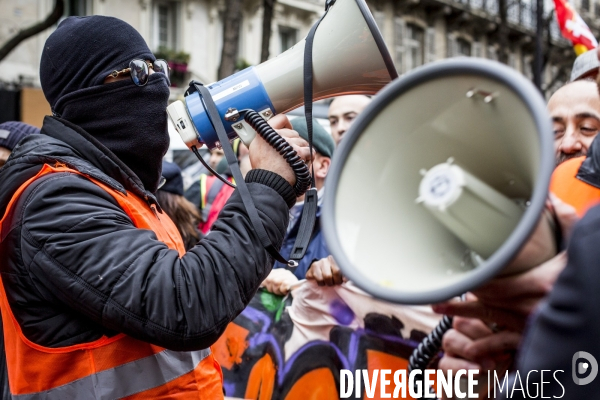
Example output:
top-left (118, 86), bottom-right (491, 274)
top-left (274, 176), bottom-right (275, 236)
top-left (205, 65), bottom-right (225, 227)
top-left (554, 0), bottom-right (598, 55)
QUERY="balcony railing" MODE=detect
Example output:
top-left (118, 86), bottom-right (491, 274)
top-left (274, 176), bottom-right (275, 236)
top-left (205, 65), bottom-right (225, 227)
top-left (444, 0), bottom-right (569, 44)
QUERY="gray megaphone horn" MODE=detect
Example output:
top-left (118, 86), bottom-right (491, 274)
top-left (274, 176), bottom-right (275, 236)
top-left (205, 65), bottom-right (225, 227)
top-left (322, 58), bottom-right (556, 305)
top-left (167, 0), bottom-right (398, 151)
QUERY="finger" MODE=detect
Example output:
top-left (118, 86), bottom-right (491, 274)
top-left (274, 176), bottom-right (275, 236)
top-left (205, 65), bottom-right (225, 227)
top-left (312, 263), bottom-right (325, 286)
top-left (268, 114), bottom-right (292, 130)
top-left (278, 281), bottom-right (291, 296)
top-left (330, 259), bottom-right (344, 285)
top-left (332, 266), bottom-right (344, 285)
top-left (438, 355), bottom-right (482, 374)
top-left (442, 329), bottom-right (477, 360)
top-left (453, 317), bottom-right (493, 340)
top-left (465, 331), bottom-right (522, 361)
top-left (321, 264), bottom-right (335, 286)
top-left (434, 301), bottom-right (526, 332)
top-left (306, 261), bottom-right (320, 281)
top-left (275, 128), bottom-right (301, 140)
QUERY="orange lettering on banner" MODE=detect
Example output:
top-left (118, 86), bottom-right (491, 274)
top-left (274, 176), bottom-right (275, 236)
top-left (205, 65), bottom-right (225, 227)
top-left (211, 323), bottom-right (250, 370)
top-left (285, 368), bottom-right (338, 400)
top-left (245, 353), bottom-right (276, 400)
top-left (366, 350), bottom-right (440, 400)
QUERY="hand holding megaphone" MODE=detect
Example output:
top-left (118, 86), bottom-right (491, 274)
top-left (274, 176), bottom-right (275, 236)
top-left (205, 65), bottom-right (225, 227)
top-left (432, 195), bottom-right (578, 332)
top-left (249, 114), bottom-right (313, 186)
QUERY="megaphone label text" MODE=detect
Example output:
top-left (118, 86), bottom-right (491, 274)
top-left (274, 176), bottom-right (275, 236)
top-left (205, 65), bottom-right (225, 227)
top-left (212, 80), bottom-right (250, 102)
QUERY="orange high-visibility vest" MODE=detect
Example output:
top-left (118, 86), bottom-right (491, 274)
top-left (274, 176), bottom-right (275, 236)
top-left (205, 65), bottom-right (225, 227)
top-left (0, 164), bottom-right (223, 399)
top-left (550, 156), bottom-right (600, 217)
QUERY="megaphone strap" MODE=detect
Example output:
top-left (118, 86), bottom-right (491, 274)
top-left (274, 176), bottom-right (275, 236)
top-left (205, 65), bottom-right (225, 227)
top-left (191, 82), bottom-right (297, 267)
top-left (286, 2), bottom-right (333, 262)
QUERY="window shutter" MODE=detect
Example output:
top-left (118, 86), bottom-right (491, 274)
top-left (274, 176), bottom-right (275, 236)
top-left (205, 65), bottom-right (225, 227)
top-left (394, 17), bottom-right (406, 73)
top-left (487, 45), bottom-right (498, 61)
top-left (425, 27), bottom-right (436, 63)
top-left (373, 11), bottom-right (385, 31)
top-left (472, 42), bottom-right (483, 58)
top-left (446, 33), bottom-right (457, 57)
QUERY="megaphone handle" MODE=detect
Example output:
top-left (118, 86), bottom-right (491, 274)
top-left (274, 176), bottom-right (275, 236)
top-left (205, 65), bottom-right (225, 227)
top-left (193, 82), bottom-right (297, 267)
top-left (242, 111), bottom-right (312, 197)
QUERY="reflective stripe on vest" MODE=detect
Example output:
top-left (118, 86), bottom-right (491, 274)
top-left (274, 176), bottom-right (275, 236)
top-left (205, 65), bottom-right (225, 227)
top-left (12, 348), bottom-right (210, 400)
top-left (0, 163), bottom-right (223, 399)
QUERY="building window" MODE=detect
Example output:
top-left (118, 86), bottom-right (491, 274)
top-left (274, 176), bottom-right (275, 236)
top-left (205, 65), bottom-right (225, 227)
top-left (67, 0), bottom-right (91, 16)
top-left (279, 26), bottom-right (298, 53)
top-left (394, 18), bottom-right (405, 71)
top-left (153, 1), bottom-right (179, 51)
top-left (456, 39), bottom-right (471, 56)
top-left (405, 24), bottom-right (425, 71)
top-left (582, 0), bottom-right (590, 11)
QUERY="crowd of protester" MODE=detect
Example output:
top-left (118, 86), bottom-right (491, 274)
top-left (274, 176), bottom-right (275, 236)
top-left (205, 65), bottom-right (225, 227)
top-left (2, 14), bottom-right (600, 399)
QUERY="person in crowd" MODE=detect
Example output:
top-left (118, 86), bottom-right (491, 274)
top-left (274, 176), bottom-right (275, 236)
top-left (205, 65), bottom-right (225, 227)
top-left (209, 147), bottom-right (225, 171)
top-left (435, 79), bottom-right (600, 397)
top-left (549, 79), bottom-right (600, 166)
top-left (0, 121), bottom-right (39, 168)
top-left (570, 49), bottom-right (600, 82)
top-left (0, 16), bottom-right (311, 399)
top-left (157, 160), bottom-right (203, 250)
top-left (282, 96), bottom-right (377, 294)
top-left (261, 118), bottom-right (337, 295)
top-left (327, 95), bottom-right (371, 145)
top-left (184, 139), bottom-right (247, 234)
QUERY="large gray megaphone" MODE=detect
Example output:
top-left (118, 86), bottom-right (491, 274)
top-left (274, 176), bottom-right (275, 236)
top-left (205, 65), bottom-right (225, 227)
top-left (322, 58), bottom-right (556, 305)
top-left (167, 0), bottom-right (397, 150)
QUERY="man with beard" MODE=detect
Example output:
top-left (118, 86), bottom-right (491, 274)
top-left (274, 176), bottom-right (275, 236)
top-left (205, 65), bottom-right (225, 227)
top-left (0, 16), bottom-right (310, 399)
top-left (549, 79), bottom-right (600, 165)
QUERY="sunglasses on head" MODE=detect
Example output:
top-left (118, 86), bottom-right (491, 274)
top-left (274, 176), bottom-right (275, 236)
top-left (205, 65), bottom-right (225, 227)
top-left (107, 59), bottom-right (170, 86)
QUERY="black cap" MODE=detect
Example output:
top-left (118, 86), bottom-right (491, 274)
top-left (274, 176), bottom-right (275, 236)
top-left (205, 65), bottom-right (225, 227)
top-left (0, 121), bottom-right (40, 151)
top-left (160, 161), bottom-right (184, 196)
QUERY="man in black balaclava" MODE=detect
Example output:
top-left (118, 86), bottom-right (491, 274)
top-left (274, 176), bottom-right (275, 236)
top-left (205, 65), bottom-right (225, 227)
top-left (0, 16), bottom-right (309, 398)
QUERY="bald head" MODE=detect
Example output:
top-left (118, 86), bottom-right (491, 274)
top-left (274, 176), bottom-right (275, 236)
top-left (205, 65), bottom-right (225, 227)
top-left (549, 80), bottom-right (600, 165)
top-left (328, 95), bottom-right (371, 145)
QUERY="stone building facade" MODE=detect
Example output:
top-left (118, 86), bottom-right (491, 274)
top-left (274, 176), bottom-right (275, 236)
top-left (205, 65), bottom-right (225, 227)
top-left (1, 0), bottom-right (599, 100)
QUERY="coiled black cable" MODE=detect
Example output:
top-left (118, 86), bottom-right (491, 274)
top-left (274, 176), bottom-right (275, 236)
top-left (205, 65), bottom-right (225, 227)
top-left (242, 110), bottom-right (312, 197)
top-left (407, 315), bottom-right (454, 399)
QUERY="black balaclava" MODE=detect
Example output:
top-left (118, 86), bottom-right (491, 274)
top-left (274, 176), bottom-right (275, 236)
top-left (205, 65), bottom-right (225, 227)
top-left (40, 16), bottom-right (170, 193)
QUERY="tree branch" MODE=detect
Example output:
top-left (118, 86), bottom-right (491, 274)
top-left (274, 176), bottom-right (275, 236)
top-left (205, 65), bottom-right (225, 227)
top-left (0, 0), bottom-right (64, 63)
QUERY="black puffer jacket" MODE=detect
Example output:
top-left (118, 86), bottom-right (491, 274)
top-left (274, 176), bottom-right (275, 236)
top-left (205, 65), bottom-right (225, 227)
top-left (0, 116), bottom-right (294, 351)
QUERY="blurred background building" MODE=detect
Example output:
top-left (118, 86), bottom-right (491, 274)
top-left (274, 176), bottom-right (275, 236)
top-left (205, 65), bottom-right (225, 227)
top-left (0, 0), bottom-right (598, 127)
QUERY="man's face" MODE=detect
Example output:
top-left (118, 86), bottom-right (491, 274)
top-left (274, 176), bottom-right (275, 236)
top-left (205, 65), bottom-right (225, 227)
top-left (328, 95), bottom-right (371, 145)
top-left (548, 80), bottom-right (600, 166)
top-left (0, 146), bottom-right (10, 168)
top-left (209, 148), bottom-right (225, 170)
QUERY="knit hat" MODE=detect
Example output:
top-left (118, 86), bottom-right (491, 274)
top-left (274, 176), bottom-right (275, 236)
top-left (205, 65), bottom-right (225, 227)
top-left (159, 161), bottom-right (184, 196)
top-left (290, 117), bottom-right (335, 158)
top-left (0, 121), bottom-right (40, 151)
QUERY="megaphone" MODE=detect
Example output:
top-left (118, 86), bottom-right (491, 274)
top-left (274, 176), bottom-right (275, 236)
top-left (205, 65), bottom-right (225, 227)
top-left (167, 0), bottom-right (397, 150)
top-left (322, 58), bottom-right (555, 305)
